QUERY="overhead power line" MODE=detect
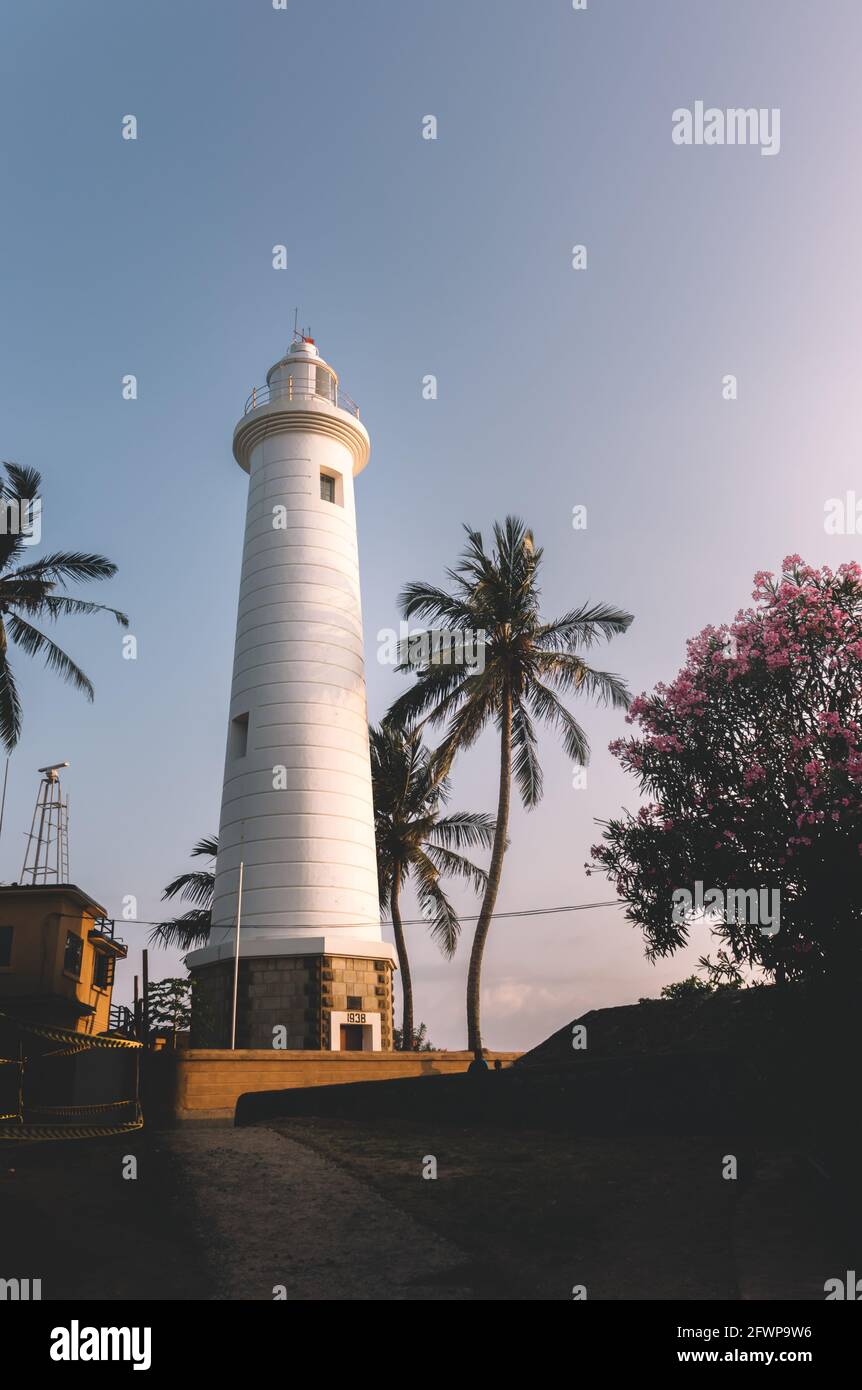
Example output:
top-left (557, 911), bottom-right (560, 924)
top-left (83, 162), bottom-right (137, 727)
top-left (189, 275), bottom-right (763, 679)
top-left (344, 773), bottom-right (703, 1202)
top-left (391, 899), bottom-right (624, 928)
top-left (108, 899), bottom-right (625, 931)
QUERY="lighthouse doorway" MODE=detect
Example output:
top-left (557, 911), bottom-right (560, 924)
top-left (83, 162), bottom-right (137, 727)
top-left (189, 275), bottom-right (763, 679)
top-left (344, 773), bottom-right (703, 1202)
top-left (339, 1024), bottom-right (364, 1051)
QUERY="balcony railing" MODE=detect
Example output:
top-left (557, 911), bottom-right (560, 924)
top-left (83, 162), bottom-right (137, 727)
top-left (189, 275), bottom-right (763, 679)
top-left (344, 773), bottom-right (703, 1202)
top-left (244, 380), bottom-right (360, 419)
top-left (91, 918), bottom-right (125, 949)
top-left (108, 1003), bottom-right (137, 1038)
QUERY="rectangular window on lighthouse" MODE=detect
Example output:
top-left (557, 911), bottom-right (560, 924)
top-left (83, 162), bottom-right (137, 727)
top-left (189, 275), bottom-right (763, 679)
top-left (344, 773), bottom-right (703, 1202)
top-left (320, 473), bottom-right (336, 504)
top-left (230, 712), bottom-right (249, 758)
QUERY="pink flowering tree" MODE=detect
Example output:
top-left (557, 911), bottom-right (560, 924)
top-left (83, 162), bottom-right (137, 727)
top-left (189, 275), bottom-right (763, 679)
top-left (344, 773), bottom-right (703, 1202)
top-left (589, 557), bottom-right (862, 983)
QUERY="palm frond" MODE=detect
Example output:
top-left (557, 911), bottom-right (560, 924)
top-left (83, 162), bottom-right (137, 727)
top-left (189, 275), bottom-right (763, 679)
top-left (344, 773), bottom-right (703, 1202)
top-left (149, 909), bottom-right (212, 952)
top-left (534, 650), bottom-right (631, 709)
top-left (386, 663), bottom-right (477, 730)
top-left (11, 551), bottom-right (119, 587)
top-left (190, 834), bottom-right (219, 860)
top-left (161, 869), bottom-right (216, 907)
top-left (424, 842), bottom-right (489, 896)
top-left (397, 582), bottom-right (476, 628)
top-left (511, 697), bottom-right (543, 807)
top-left (1, 462), bottom-right (42, 501)
top-left (431, 677), bottom-right (498, 776)
top-left (527, 678), bottom-right (590, 764)
top-left (412, 850), bottom-right (461, 958)
top-left (0, 647), bottom-right (22, 751)
top-left (4, 613), bottom-right (94, 698)
top-left (20, 594), bottom-right (129, 626)
top-left (0, 463), bottom-right (42, 575)
top-left (426, 810), bottom-right (496, 851)
top-left (535, 602), bottom-right (634, 651)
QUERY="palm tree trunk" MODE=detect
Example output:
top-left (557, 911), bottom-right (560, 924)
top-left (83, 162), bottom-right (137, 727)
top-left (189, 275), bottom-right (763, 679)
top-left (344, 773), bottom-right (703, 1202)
top-left (390, 880), bottom-right (414, 1050)
top-left (466, 689), bottom-right (512, 1059)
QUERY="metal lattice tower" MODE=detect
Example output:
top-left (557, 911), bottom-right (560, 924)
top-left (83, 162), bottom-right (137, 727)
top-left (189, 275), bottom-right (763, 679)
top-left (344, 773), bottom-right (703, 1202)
top-left (21, 762), bottom-right (70, 884)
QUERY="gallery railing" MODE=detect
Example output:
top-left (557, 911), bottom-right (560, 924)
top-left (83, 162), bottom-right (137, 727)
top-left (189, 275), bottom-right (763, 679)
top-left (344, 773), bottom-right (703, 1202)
top-left (243, 379), bottom-right (361, 418)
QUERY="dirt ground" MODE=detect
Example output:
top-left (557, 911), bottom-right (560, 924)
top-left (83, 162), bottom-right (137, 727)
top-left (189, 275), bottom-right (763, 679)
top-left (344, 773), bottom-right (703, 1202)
top-left (0, 1122), bottom-right (846, 1301)
top-left (0, 1131), bottom-right (212, 1301)
top-left (265, 1118), bottom-right (844, 1301)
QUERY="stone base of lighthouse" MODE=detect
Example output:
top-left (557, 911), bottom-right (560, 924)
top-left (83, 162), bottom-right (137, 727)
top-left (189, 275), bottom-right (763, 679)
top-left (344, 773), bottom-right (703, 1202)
top-left (186, 939), bottom-right (396, 1051)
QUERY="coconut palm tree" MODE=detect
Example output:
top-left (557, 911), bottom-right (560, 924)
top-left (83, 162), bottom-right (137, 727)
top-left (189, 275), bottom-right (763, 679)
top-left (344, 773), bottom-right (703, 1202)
top-left (149, 834), bottom-right (217, 952)
top-left (0, 462), bottom-right (128, 748)
top-left (370, 719), bottom-right (494, 1049)
top-left (387, 517), bottom-right (633, 1061)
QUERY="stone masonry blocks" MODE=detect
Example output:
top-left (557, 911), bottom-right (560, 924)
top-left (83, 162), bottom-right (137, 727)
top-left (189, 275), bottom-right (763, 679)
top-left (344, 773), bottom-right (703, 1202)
top-left (190, 953), bottom-right (394, 1050)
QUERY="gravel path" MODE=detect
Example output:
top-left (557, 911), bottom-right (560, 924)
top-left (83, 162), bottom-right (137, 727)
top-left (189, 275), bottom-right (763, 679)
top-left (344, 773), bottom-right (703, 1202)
top-left (170, 1126), bottom-right (480, 1300)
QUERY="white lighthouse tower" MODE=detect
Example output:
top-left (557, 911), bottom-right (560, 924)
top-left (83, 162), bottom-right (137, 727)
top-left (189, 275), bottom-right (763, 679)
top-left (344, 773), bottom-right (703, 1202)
top-left (187, 335), bottom-right (396, 1051)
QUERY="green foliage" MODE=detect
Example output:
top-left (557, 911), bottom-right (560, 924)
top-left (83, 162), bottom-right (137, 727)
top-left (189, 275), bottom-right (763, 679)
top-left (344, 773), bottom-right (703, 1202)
top-left (591, 558), bottom-right (862, 982)
top-left (371, 720), bottom-right (493, 957)
top-left (393, 1021), bottom-right (436, 1051)
top-left (150, 835), bottom-right (217, 952)
top-left (147, 977), bottom-right (192, 1033)
top-left (659, 976), bottom-right (716, 1000)
top-left (0, 461), bottom-right (128, 749)
top-left (389, 516), bottom-right (633, 798)
top-left (696, 950), bottom-right (747, 990)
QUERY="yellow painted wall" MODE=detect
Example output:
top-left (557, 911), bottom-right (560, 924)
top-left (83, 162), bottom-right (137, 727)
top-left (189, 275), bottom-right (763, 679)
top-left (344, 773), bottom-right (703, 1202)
top-left (0, 887), bottom-right (118, 1035)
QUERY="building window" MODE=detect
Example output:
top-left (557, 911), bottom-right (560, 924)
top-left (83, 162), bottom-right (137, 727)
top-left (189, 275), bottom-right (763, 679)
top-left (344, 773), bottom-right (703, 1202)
top-left (320, 473), bottom-right (335, 504)
top-left (346, 995), bottom-right (361, 1010)
top-left (315, 366), bottom-right (335, 403)
top-left (63, 931), bottom-right (83, 978)
top-left (229, 711), bottom-right (249, 758)
top-left (0, 925), bottom-right (12, 968)
top-left (93, 953), bottom-right (114, 990)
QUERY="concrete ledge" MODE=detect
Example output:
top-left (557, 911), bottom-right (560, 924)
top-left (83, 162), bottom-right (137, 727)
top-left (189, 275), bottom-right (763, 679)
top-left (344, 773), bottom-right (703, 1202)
top-left (186, 936), bottom-right (398, 970)
top-left (143, 1048), bottom-right (521, 1124)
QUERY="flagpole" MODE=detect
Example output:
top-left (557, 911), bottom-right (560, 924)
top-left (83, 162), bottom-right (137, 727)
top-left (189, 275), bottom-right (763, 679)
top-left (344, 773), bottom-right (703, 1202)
top-left (0, 755), bottom-right (10, 859)
top-left (230, 860), bottom-right (244, 1050)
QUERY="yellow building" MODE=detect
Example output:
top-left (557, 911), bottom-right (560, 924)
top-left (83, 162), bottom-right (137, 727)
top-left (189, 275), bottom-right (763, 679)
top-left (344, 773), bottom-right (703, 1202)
top-left (0, 884), bottom-right (127, 1035)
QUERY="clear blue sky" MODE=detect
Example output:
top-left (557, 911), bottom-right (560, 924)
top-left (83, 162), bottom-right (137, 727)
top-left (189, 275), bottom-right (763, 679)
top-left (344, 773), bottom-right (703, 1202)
top-left (2, 1), bottom-right (860, 1047)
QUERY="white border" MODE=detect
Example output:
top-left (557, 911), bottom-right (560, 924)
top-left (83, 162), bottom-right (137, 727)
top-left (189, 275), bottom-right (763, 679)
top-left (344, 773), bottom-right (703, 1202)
top-left (328, 1009), bottom-right (381, 1052)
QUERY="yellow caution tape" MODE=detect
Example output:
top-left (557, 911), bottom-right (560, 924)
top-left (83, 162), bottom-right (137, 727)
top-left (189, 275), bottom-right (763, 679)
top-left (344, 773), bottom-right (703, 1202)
top-left (0, 1012), bottom-right (142, 1050)
top-left (0, 1014), bottom-right (142, 1142)
top-left (0, 1118), bottom-right (143, 1142)
top-left (40, 1043), bottom-right (107, 1059)
top-left (26, 1099), bottom-right (136, 1117)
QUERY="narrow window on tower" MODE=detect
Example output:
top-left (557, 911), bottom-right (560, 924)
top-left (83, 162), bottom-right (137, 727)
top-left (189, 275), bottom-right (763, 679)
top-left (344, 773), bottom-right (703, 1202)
top-left (320, 472), bottom-right (336, 504)
top-left (230, 712), bottom-right (249, 758)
